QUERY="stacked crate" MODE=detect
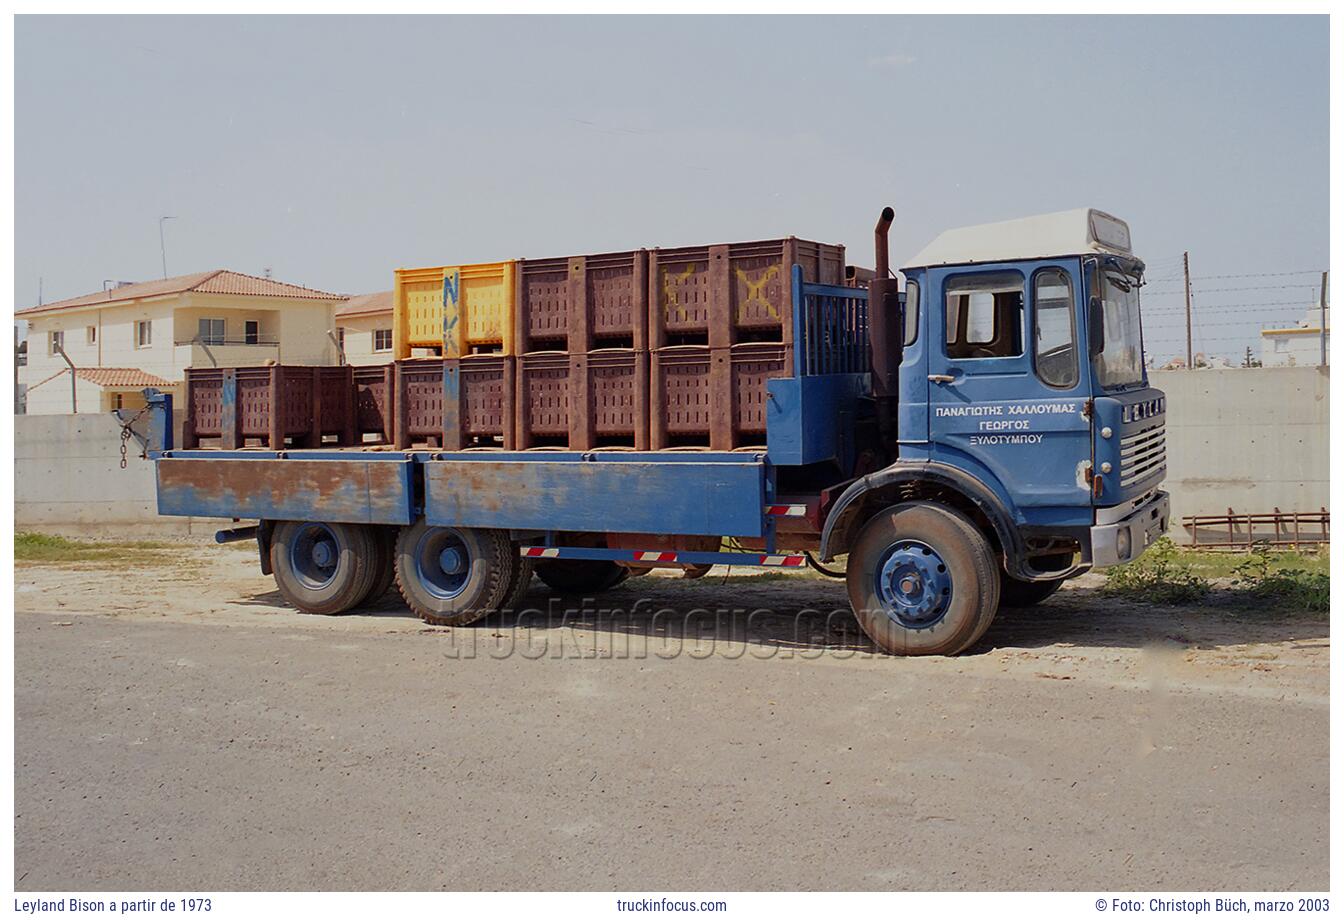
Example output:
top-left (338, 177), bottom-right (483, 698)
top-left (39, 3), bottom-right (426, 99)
top-left (648, 238), bottom-right (845, 449)
top-left (514, 250), bottom-right (650, 450)
top-left (389, 262), bottom-right (518, 449)
top-left (183, 365), bottom-right (356, 450)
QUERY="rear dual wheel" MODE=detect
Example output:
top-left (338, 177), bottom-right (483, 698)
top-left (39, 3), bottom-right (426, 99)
top-left (393, 520), bottom-right (515, 627)
top-left (270, 521), bottom-right (382, 616)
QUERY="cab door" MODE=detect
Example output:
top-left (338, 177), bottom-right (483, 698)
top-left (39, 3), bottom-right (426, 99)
top-left (924, 259), bottom-right (1094, 516)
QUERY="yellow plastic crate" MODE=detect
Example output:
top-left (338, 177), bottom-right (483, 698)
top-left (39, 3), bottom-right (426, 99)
top-left (392, 261), bottom-right (517, 359)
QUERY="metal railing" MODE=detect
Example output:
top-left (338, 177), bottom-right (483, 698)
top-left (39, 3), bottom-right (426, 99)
top-left (791, 264), bottom-right (870, 377)
top-left (1182, 507), bottom-right (1329, 549)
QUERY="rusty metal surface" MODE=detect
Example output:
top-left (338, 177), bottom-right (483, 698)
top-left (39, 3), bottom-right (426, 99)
top-left (156, 457), bottom-right (414, 524)
top-left (424, 457), bottom-right (766, 536)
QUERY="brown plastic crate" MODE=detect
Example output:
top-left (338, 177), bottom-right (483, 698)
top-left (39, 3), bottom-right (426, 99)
top-left (394, 356), bottom-right (515, 450)
top-left (452, 354), bottom-right (516, 450)
top-left (516, 250), bottom-right (649, 353)
top-left (394, 358), bottom-right (445, 448)
top-left (353, 364), bottom-right (395, 444)
top-left (648, 238), bottom-right (844, 349)
top-left (515, 349), bottom-right (650, 450)
top-left (182, 367), bottom-right (225, 447)
top-left (650, 344), bottom-right (791, 450)
top-left (588, 349), bottom-right (649, 449)
top-left (517, 352), bottom-right (575, 449)
top-left (183, 365), bottom-right (354, 449)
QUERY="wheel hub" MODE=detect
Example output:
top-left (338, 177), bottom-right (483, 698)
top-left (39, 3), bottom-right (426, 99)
top-left (875, 540), bottom-right (952, 629)
top-left (415, 528), bottom-right (472, 600)
top-left (289, 523), bottom-right (340, 591)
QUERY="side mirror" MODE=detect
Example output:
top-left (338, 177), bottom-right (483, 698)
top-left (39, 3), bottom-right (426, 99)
top-left (1088, 296), bottom-right (1105, 355)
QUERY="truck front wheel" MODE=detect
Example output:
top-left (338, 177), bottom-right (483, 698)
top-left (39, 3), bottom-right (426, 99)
top-left (270, 521), bottom-right (379, 616)
top-left (846, 503), bottom-right (1001, 656)
top-left (394, 521), bottom-right (513, 626)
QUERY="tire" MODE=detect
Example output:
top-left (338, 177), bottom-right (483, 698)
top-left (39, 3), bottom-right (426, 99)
top-left (394, 520), bottom-right (512, 626)
top-left (533, 559), bottom-right (628, 596)
top-left (999, 574), bottom-right (1065, 608)
top-left (270, 521), bottom-right (380, 616)
top-left (358, 526), bottom-right (398, 607)
top-left (845, 503), bottom-right (1001, 656)
top-left (498, 551), bottom-right (535, 615)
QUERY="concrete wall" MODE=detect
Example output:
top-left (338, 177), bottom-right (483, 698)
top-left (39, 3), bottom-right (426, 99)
top-left (16, 412), bottom-right (161, 526)
top-left (16, 368), bottom-right (1330, 539)
top-left (1151, 366), bottom-right (1329, 538)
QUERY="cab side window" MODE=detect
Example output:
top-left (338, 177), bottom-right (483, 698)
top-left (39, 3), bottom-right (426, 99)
top-left (945, 274), bottom-right (1023, 359)
top-left (1033, 268), bottom-right (1079, 388)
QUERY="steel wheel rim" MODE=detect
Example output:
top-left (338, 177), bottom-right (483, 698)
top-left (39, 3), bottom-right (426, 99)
top-left (290, 523), bottom-right (341, 591)
top-left (874, 539), bottom-right (952, 629)
top-left (414, 528), bottom-right (472, 600)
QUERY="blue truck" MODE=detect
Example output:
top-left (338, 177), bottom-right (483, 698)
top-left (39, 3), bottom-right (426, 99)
top-left (131, 207), bottom-right (1169, 656)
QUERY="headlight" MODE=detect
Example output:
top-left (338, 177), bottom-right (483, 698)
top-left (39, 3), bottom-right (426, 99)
top-left (1116, 529), bottom-right (1132, 561)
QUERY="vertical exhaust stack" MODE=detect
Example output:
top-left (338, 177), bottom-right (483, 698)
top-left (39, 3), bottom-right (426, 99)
top-left (869, 206), bottom-right (899, 448)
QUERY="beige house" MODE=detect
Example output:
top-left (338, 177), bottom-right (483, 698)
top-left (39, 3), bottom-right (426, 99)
top-left (335, 291), bottom-right (394, 366)
top-left (18, 270), bottom-right (346, 414)
top-left (1260, 307), bottom-right (1329, 368)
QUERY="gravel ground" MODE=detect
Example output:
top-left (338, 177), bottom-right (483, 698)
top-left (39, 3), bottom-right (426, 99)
top-left (14, 539), bottom-right (1329, 891)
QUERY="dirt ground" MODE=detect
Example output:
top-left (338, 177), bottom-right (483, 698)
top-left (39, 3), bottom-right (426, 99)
top-left (14, 536), bottom-right (1329, 891)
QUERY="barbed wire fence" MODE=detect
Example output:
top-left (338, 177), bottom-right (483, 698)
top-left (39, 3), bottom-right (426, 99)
top-left (1140, 257), bottom-right (1328, 368)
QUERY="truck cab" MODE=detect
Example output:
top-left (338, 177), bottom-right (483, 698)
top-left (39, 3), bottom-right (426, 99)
top-left (824, 208), bottom-right (1169, 653)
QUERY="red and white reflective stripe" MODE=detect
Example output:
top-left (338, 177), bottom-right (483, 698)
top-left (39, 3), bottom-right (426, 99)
top-left (520, 547), bottom-right (560, 558)
top-left (758, 554), bottom-right (806, 567)
top-left (634, 551), bottom-right (679, 563)
top-left (765, 504), bottom-right (808, 517)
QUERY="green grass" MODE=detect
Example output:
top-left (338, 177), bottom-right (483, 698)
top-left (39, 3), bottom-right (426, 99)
top-left (1179, 546), bottom-right (1329, 579)
top-left (1103, 538), bottom-right (1330, 611)
top-left (15, 531), bottom-right (181, 565)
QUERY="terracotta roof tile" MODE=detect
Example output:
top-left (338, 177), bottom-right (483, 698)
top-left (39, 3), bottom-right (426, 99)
top-left (28, 367), bottom-right (175, 391)
top-left (17, 270), bottom-right (345, 317)
top-left (337, 290), bottom-right (393, 318)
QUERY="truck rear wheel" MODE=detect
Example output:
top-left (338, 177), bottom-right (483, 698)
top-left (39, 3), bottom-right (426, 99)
top-left (845, 503), bottom-right (1000, 656)
top-left (358, 526), bottom-right (398, 607)
top-left (534, 559), bottom-right (628, 596)
top-left (270, 521), bottom-right (379, 616)
top-left (394, 521), bottom-right (512, 626)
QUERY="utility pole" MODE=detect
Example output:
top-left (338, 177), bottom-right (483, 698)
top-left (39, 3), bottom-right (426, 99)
top-left (159, 216), bottom-right (177, 280)
top-left (1319, 270), bottom-right (1329, 368)
top-left (1183, 251), bottom-right (1194, 370)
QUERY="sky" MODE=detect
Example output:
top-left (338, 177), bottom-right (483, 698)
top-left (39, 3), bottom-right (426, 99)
top-left (13, 14), bottom-right (1329, 364)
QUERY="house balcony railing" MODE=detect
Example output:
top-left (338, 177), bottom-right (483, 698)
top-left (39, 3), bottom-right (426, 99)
top-left (174, 339), bottom-right (281, 369)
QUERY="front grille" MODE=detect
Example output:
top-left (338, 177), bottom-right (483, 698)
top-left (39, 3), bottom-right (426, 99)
top-left (1120, 421), bottom-right (1166, 487)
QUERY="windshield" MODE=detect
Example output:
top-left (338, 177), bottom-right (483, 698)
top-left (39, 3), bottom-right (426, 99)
top-left (1092, 269), bottom-right (1146, 388)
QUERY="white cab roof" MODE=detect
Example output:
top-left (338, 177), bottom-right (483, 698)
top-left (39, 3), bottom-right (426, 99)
top-left (903, 208), bottom-right (1133, 270)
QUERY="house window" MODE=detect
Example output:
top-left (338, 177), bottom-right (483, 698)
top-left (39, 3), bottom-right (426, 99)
top-left (112, 393), bottom-right (124, 411)
top-left (47, 330), bottom-right (64, 355)
top-left (198, 318), bottom-right (226, 345)
top-left (135, 320), bottom-right (152, 348)
top-left (374, 328), bottom-right (392, 352)
top-left (86, 325), bottom-right (97, 345)
top-left (244, 320), bottom-right (260, 345)
top-left (337, 327), bottom-right (346, 349)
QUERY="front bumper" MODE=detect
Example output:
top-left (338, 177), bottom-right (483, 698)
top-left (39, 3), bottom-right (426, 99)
top-left (1090, 490), bottom-right (1170, 567)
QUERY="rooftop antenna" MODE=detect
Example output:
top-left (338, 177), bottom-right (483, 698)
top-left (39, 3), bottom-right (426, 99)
top-left (159, 216), bottom-right (177, 279)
